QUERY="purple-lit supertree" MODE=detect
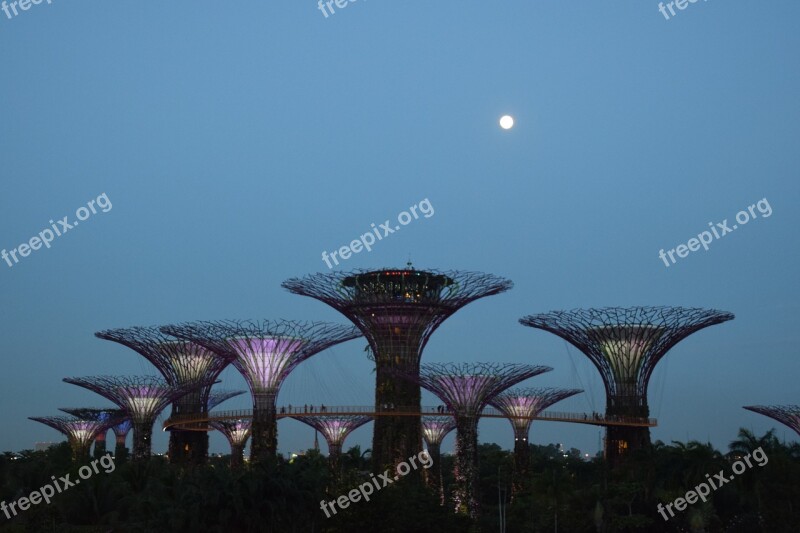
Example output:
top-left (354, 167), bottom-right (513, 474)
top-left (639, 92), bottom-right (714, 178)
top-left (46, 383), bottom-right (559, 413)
top-left (63, 376), bottom-right (210, 460)
top-left (29, 416), bottom-right (111, 462)
top-left (520, 307), bottom-right (734, 465)
top-left (94, 327), bottom-right (235, 464)
top-left (162, 320), bottom-right (361, 462)
top-left (207, 389), bottom-right (246, 411)
top-left (421, 416), bottom-right (457, 503)
top-left (489, 388), bottom-right (582, 495)
top-left (111, 418), bottom-right (133, 461)
top-left (293, 415), bottom-right (372, 476)
top-left (397, 362), bottom-right (551, 519)
top-left (210, 418), bottom-right (252, 468)
top-left (59, 408), bottom-right (125, 459)
top-left (282, 267), bottom-right (513, 471)
top-left (743, 405), bottom-right (800, 437)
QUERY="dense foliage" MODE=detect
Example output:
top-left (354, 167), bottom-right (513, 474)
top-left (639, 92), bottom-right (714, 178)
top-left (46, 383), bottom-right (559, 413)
top-left (0, 429), bottom-right (797, 532)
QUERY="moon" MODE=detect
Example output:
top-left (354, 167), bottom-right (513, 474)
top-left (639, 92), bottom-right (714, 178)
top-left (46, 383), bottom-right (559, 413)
top-left (499, 115), bottom-right (514, 130)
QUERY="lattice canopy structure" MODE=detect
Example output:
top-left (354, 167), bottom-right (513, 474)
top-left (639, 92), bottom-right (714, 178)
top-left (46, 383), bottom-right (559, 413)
top-left (207, 389), bottom-right (246, 411)
top-left (421, 416), bottom-right (457, 503)
top-left (293, 415), bottom-right (371, 475)
top-left (520, 306), bottom-right (734, 464)
top-left (744, 405), bottom-right (800, 437)
top-left (63, 376), bottom-right (210, 460)
top-left (397, 362), bottom-right (550, 520)
top-left (210, 418), bottom-right (252, 468)
top-left (94, 326), bottom-right (236, 464)
top-left (282, 267), bottom-right (513, 470)
top-left (162, 320), bottom-right (361, 461)
top-left (59, 408), bottom-right (125, 458)
top-left (30, 416), bottom-right (111, 462)
top-left (490, 387), bottom-right (582, 494)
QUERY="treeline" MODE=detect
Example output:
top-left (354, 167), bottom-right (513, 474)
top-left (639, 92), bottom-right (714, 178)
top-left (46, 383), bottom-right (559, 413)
top-left (0, 429), bottom-right (798, 532)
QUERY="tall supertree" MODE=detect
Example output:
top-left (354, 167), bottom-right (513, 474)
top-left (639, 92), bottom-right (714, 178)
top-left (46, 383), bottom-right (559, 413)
top-left (421, 416), bottom-right (457, 504)
top-left (162, 320), bottom-right (361, 462)
top-left (59, 408), bottom-right (125, 458)
top-left (396, 362), bottom-right (551, 519)
top-left (489, 387), bottom-right (582, 495)
top-left (210, 418), bottom-right (252, 468)
top-left (29, 416), bottom-right (111, 462)
top-left (293, 415), bottom-right (371, 476)
top-left (112, 418), bottom-right (133, 461)
top-left (282, 267), bottom-right (513, 471)
top-left (744, 405), bottom-right (800, 437)
top-left (63, 376), bottom-right (210, 460)
top-left (94, 327), bottom-right (236, 464)
top-left (207, 389), bottom-right (246, 411)
top-left (520, 306), bottom-right (734, 465)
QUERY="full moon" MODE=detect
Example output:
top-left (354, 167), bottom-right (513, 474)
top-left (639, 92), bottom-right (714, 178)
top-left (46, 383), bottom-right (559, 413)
top-left (499, 115), bottom-right (514, 130)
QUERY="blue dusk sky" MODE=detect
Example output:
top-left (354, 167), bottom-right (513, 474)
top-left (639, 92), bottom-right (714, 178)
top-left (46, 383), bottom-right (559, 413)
top-left (1, 1), bottom-right (798, 458)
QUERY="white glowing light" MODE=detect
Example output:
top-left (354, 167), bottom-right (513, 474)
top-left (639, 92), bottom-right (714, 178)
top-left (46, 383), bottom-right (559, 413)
top-left (499, 115), bottom-right (514, 130)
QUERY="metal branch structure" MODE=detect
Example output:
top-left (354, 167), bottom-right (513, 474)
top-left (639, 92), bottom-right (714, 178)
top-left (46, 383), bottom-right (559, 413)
top-left (397, 362), bottom-right (551, 519)
top-left (59, 408), bottom-right (125, 459)
top-left (520, 306), bottom-right (734, 465)
top-left (94, 326), bottom-right (236, 464)
top-left (210, 418), bottom-right (252, 468)
top-left (30, 416), bottom-right (111, 462)
top-left (421, 416), bottom-right (457, 504)
top-left (282, 267), bottom-right (513, 471)
top-left (161, 320), bottom-right (361, 462)
top-left (63, 376), bottom-right (210, 461)
top-left (207, 390), bottom-right (247, 411)
top-left (744, 405), bottom-right (800, 437)
top-left (490, 388), bottom-right (582, 495)
top-left (293, 415), bottom-right (372, 476)
top-left (111, 419), bottom-right (133, 461)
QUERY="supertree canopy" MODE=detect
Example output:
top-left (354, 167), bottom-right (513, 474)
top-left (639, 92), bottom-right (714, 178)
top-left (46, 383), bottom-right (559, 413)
top-left (282, 267), bottom-right (513, 471)
top-left (161, 320), bottom-right (361, 461)
top-left (112, 418), bottom-right (133, 460)
top-left (293, 415), bottom-right (371, 476)
top-left (63, 376), bottom-right (210, 461)
top-left (744, 405), bottom-right (800, 437)
top-left (30, 416), bottom-right (110, 462)
top-left (59, 408), bottom-right (125, 458)
top-left (489, 387), bottom-right (582, 494)
top-left (397, 362), bottom-right (551, 520)
top-left (210, 418), bottom-right (252, 468)
top-left (94, 326), bottom-right (236, 464)
top-left (520, 306), bottom-right (733, 464)
top-left (421, 416), bottom-right (457, 503)
top-left (207, 389), bottom-right (247, 411)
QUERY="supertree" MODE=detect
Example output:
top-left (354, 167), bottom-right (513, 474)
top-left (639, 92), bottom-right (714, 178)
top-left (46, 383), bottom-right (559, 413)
top-left (489, 387), bottom-right (582, 495)
top-left (207, 389), bottom-right (246, 410)
top-left (293, 415), bottom-right (371, 476)
top-left (94, 326), bottom-right (235, 464)
top-left (396, 362), bottom-right (551, 519)
top-left (63, 376), bottom-right (211, 461)
top-left (520, 306), bottom-right (734, 465)
top-left (59, 408), bottom-right (125, 458)
top-left (282, 267), bottom-right (513, 471)
top-left (29, 416), bottom-right (110, 462)
top-left (161, 320), bottom-right (361, 462)
top-left (421, 416), bottom-right (457, 504)
top-left (111, 418), bottom-right (133, 461)
top-left (210, 418), bottom-right (252, 468)
top-left (743, 405), bottom-right (800, 437)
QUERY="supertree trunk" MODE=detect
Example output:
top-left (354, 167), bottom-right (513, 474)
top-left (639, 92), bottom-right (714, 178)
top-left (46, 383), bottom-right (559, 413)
top-left (230, 443), bottom-right (245, 468)
top-left (114, 438), bottom-right (129, 463)
top-left (328, 442), bottom-right (343, 477)
top-left (132, 422), bottom-right (153, 461)
top-left (453, 415), bottom-right (480, 519)
top-left (426, 443), bottom-right (445, 504)
top-left (250, 392), bottom-right (278, 462)
top-left (512, 429), bottom-right (530, 496)
top-left (373, 357), bottom-right (422, 473)
top-left (605, 396), bottom-right (651, 466)
top-left (93, 434), bottom-right (107, 458)
top-left (69, 439), bottom-right (92, 463)
top-left (168, 390), bottom-right (209, 465)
